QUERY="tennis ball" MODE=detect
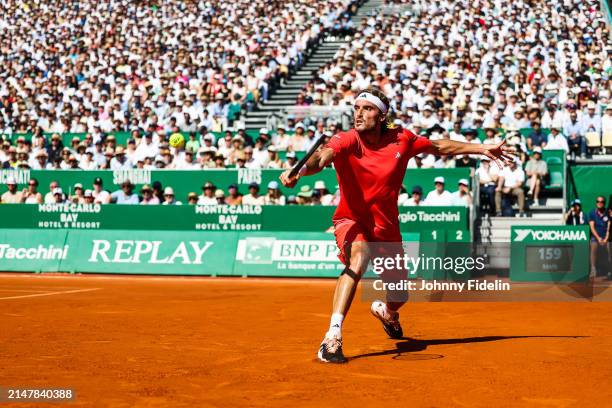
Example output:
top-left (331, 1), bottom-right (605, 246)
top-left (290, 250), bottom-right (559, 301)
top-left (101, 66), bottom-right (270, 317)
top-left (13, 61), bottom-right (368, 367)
top-left (169, 133), bottom-right (185, 148)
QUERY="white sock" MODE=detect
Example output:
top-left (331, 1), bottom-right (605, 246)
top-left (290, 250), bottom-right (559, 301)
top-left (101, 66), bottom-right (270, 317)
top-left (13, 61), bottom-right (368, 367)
top-left (327, 313), bottom-right (344, 338)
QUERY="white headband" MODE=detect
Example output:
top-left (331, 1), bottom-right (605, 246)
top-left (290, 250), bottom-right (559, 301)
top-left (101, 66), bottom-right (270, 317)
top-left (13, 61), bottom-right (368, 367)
top-left (355, 92), bottom-right (388, 114)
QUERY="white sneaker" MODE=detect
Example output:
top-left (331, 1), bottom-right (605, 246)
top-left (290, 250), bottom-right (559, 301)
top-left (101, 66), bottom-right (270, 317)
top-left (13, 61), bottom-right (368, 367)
top-left (370, 300), bottom-right (403, 339)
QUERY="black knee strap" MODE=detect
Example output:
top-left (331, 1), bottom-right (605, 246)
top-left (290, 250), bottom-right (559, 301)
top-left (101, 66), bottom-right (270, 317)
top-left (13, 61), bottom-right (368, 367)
top-left (341, 267), bottom-right (359, 280)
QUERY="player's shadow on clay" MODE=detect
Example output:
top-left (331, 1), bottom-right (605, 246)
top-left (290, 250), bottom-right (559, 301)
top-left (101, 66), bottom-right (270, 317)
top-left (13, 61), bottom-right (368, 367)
top-left (348, 335), bottom-right (588, 361)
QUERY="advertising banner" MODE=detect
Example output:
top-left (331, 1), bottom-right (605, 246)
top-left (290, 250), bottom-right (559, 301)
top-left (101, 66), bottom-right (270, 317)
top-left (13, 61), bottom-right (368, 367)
top-left (510, 225), bottom-right (590, 282)
top-left (0, 205), bottom-right (467, 233)
top-left (0, 229), bottom-right (68, 272)
top-left (61, 230), bottom-right (239, 275)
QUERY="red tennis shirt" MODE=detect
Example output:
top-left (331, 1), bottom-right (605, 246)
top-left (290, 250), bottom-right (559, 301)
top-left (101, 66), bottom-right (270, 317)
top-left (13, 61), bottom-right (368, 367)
top-left (325, 127), bottom-right (433, 241)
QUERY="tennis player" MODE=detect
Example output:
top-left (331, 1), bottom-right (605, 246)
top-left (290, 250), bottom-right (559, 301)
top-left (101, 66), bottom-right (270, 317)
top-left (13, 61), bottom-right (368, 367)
top-left (280, 87), bottom-right (514, 363)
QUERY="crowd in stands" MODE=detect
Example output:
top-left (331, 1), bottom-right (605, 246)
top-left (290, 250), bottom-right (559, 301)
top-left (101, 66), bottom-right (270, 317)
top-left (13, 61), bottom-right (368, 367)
top-left (0, 0), bottom-right (358, 137)
top-left (0, 126), bottom-right (332, 170)
top-left (0, 0), bottom-right (362, 171)
top-left (0, 0), bottom-right (611, 217)
top-left (297, 0), bottom-right (612, 158)
top-left (0, 174), bottom-right (475, 208)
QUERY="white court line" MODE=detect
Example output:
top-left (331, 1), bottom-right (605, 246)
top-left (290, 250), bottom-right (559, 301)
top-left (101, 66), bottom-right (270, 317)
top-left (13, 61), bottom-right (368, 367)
top-left (0, 289), bottom-right (52, 293)
top-left (0, 285), bottom-right (83, 290)
top-left (0, 274), bottom-right (336, 284)
top-left (0, 288), bottom-right (101, 300)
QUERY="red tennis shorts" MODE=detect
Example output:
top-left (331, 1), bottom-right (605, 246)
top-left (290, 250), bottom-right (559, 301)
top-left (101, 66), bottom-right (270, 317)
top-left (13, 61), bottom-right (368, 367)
top-left (333, 218), bottom-right (369, 266)
top-left (333, 218), bottom-right (407, 299)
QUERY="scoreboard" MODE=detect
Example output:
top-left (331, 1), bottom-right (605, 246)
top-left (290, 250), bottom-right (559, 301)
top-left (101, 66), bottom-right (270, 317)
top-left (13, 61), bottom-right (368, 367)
top-left (510, 225), bottom-right (590, 282)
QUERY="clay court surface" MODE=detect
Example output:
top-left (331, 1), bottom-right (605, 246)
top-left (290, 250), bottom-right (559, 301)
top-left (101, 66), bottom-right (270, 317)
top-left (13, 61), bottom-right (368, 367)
top-left (1, 274), bottom-right (611, 407)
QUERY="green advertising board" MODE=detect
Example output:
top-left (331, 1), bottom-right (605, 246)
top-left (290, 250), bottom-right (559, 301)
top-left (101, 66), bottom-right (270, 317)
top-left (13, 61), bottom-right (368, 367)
top-left (398, 207), bottom-right (468, 232)
top-left (0, 229), bottom-right (238, 276)
top-left (0, 204), bottom-right (468, 233)
top-left (0, 229), bottom-right (68, 272)
top-left (509, 225), bottom-right (590, 282)
top-left (233, 232), bottom-right (343, 278)
top-left (62, 230), bottom-right (239, 276)
top-left (0, 168), bottom-right (470, 203)
top-left (1, 229), bottom-right (448, 278)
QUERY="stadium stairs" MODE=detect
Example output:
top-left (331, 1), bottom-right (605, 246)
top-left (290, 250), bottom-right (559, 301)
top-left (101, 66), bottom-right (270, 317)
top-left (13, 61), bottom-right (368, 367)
top-left (243, 0), bottom-right (385, 131)
top-left (475, 196), bottom-right (565, 274)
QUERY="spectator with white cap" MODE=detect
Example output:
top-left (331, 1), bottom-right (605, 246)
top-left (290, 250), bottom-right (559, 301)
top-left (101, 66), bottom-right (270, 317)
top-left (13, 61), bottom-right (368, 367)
top-left (52, 187), bottom-right (66, 204)
top-left (424, 177), bottom-right (453, 206)
top-left (545, 127), bottom-right (569, 153)
top-left (272, 125), bottom-right (291, 151)
top-left (83, 190), bottom-right (94, 205)
top-left (452, 179), bottom-right (473, 207)
top-left (283, 151), bottom-right (298, 170)
top-left (495, 158), bottom-right (526, 217)
top-left (1, 177), bottom-right (23, 204)
top-left (201, 134), bottom-right (218, 154)
top-left (565, 199), bottom-right (586, 226)
top-left (289, 123), bottom-right (307, 151)
top-left (581, 102), bottom-right (602, 150)
top-left (524, 147), bottom-right (548, 206)
top-left (263, 181), bottom-right (286, 205)
top-left (581, 102), bottom-right (602, 133)
top-left (213, 189), bottom-right (226, 206)
top-left (265, 146), bottom-right (283, 169)
top-left (43, 181), bottom-right (59, 204)
top-left (304, 126), bottom-right (320, 151)
top-left (314, 180), bottom-right (334, 206)
top-left (71, 183), bottom-right (85, 204)
top-left (162, 187), bottom-right (182, 205)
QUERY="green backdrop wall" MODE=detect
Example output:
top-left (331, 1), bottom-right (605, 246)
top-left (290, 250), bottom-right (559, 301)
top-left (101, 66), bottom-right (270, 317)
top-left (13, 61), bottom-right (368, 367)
top-left (568, 166), bottom-right (612, 213)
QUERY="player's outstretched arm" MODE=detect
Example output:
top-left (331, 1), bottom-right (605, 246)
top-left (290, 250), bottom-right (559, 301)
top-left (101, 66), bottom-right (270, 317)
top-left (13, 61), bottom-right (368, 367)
top-left (425, 139), bottom-right (516, 169)
top-left (279, 147), bottom-right (335, 188)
